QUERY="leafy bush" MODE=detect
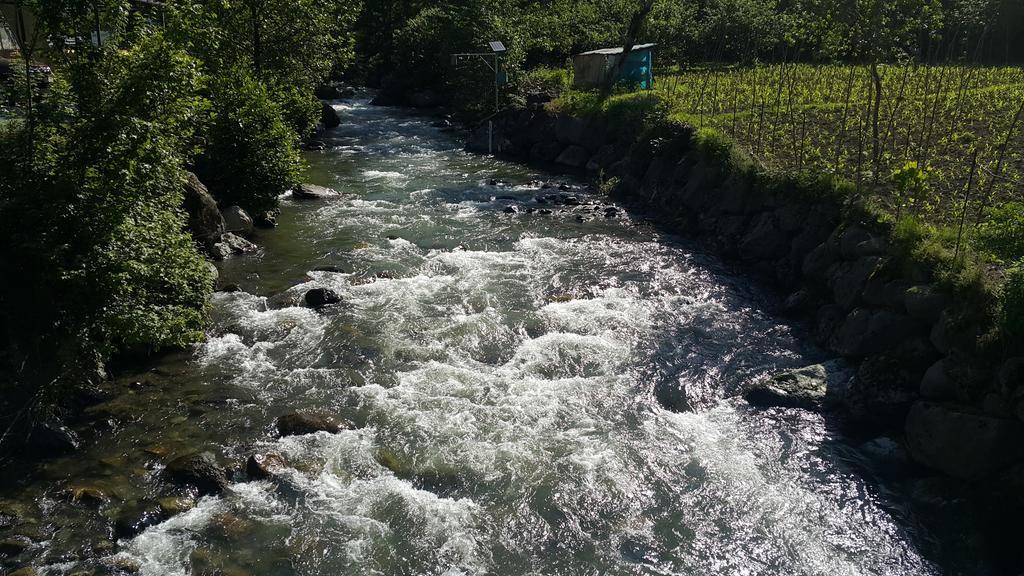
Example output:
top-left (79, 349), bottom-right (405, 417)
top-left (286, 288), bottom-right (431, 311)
top-left (196, 68), bottom-right (303, 214)
top-left (513, 66), bottom-right (572, 99)
top-left (0, 35), bottom-right (212, 417)
top-left (271, 82), bottom-right (322, 139)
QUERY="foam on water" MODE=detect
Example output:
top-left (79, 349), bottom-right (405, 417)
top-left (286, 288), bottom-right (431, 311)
top-left (115, 98), bottom-right (937, 576)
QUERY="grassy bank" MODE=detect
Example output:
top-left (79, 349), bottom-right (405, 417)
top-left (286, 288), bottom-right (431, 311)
top-left (540, 64), bottom-right (1024, 351)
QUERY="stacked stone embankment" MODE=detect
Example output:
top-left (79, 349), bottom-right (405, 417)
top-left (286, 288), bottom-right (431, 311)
top-left (468, 107), bottom-right (1024, 485)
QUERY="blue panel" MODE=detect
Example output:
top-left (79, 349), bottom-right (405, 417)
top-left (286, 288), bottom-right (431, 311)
top-left (620, 49), bottom-right (653, 89)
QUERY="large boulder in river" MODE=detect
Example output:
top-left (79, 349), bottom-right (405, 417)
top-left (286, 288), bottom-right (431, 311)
top-left (321, 101), bottom-right (341, 129)
top-left (905, 401), bottom-right (1024, 480)
top-left (275, 412), bottom-right (351, 437)
top-left (164, 452), bottom-right (228, 495)
top-left (182, 172), bottom-right (225, 244)
top-left (223, 206), bottom-right (254, 237)
top-left (304, 288), bottom-right (341, 310)
top-left (293, 183), bottom-right (340, 200)
top-left (744, 360), bottom-right (853, 410)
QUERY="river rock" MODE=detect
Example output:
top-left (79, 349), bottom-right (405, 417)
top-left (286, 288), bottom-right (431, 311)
top-left (164, 452), bottom-right (228, 496)
top-left (113, 502), bottom-right (165, 538)
top-left (29, 419), bottom-right (81, 455)
top-left (182, 171), bottom-right (225, 244)
top-left (223, 206), bottom-right (254, 237)
top-left (210, 233), bottom-right (258, 260)
top-left (157, 496), bottom-right (195, 516)
top-left (293, 183), bottom-right (340, 200)
top-left (275, 412), bottom-right (350, 437)
top-left (859, 436), bottom-right (909, 473)
top-left (903, 285), bottom-right (949, 324)
top-left (862, 277), bottom-right (911, 309)
top-left (844, 355), bottom-right (918, 431)
top-left (321, 101), bottom-right (341, 129)
top-left (744, 360), bottom-right (853, 410)
top-left (62, 485), bottom-right (109, 506)
top-left (827, 256), bottom-right (882, 310)
top-left (654, 376), bottom-right (716, 413)
top-left (930, 309), bottom-right (982, 356)
top-left (555, 145), bottom-right (590, 169)
top-left (830, 308), bottom-right (922, 358)
top-left (315, 83), bottom-right (354, 100)
top-left (246, 453), bottom-right (289, 479)
top-left (905, 401), bottom-right (1024, 480)
top-left (254, 210), bottom-right (278, 229)
top-left (529, 141), bottom-right (563, 163)
top-left (739, 214), bottom-right (789, 261)
top-left (921, 358), bottom-right (958, 400)
top-left (0, 535), bottom-right (31, 557)
top-left (586, 145), bottom-right (617, 173)
top-left (838, 226), bottom-right (874, 259)
top-left (555, 115), bottom-right (587, 146)
top-left (801, 242), bottom-right (838, 281)
top-left (304, 288), bottom-right (341, 310)
top-left (313, 265), bottom-right (348, 274)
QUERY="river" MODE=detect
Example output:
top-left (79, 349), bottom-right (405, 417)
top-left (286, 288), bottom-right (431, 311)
top-left (2, 99), bottom-right (938, 576)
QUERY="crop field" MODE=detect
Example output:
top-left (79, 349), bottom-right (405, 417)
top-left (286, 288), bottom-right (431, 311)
top-left (653, 64), bottom-right (1024, 233)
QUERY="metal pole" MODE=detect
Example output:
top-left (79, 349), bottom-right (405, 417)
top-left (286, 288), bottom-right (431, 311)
top-left (93, 1), bottom-right (101, 47)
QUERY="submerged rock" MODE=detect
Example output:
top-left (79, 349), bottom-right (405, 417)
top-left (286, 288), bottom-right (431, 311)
top-left (29, 419), bottom-right (81, 455)
top-left (0, 535), bottom-right (31, 557)
top-left (293, 183), bottom-right (340, 200)
top-left (304, 288), bottom-right (342, 310)
top-left (113, 502), bottom-right (165, 538)
top-left (275, 412), bottom-right (351, 437)
top-left (312, 265), bottom-right (348, 273)
top-left (654, 377), bottom-right (716, 413)
top-left (744, 360), bottom-right (853, 410)
top-left (61, 485), bottom-right (109, 507)
top-left (164, 452), bottom-right (228, 495)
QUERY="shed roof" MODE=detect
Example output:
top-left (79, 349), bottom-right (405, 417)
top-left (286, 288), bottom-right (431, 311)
top-left (578, 43), bottom-right (656, 56)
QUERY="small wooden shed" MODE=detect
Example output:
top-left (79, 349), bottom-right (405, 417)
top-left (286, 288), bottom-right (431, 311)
top-left (572, 43), bottom-right (655, 89)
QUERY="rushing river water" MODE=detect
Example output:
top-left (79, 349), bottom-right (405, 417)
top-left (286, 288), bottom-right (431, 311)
top-left (2, 99), bottom-right (941, 576)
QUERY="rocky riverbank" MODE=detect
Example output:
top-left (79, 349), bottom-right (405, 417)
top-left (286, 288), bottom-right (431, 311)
top-left (467, 105), bottom-right (1024, 571)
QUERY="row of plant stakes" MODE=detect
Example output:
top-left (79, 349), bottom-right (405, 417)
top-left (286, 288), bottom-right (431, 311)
top-left (546, 60), bottom-right (1024, 346)
top-left (657, 63), bottom-right (1023, 231)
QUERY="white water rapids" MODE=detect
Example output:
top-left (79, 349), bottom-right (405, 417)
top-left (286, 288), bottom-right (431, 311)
top-left (116, 99), bottom-right (935, 576)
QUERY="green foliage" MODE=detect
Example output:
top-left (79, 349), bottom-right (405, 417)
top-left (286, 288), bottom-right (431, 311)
top-left (977, 203), bottom-right (1024, 264)
top-left (512, 66), bottom-right (572, 100)
top-left (197, 68), bottom-right (303, 214)
top-left (1002, 263), bottom-right (1024, 348)
top-left (0, 35), bottom-right (212, 416)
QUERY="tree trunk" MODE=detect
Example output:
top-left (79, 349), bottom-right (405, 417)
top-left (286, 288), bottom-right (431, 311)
top-left (602, 0), bottom-right (656, 96)
top-left (870, 61), bottom-right (882, 183)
